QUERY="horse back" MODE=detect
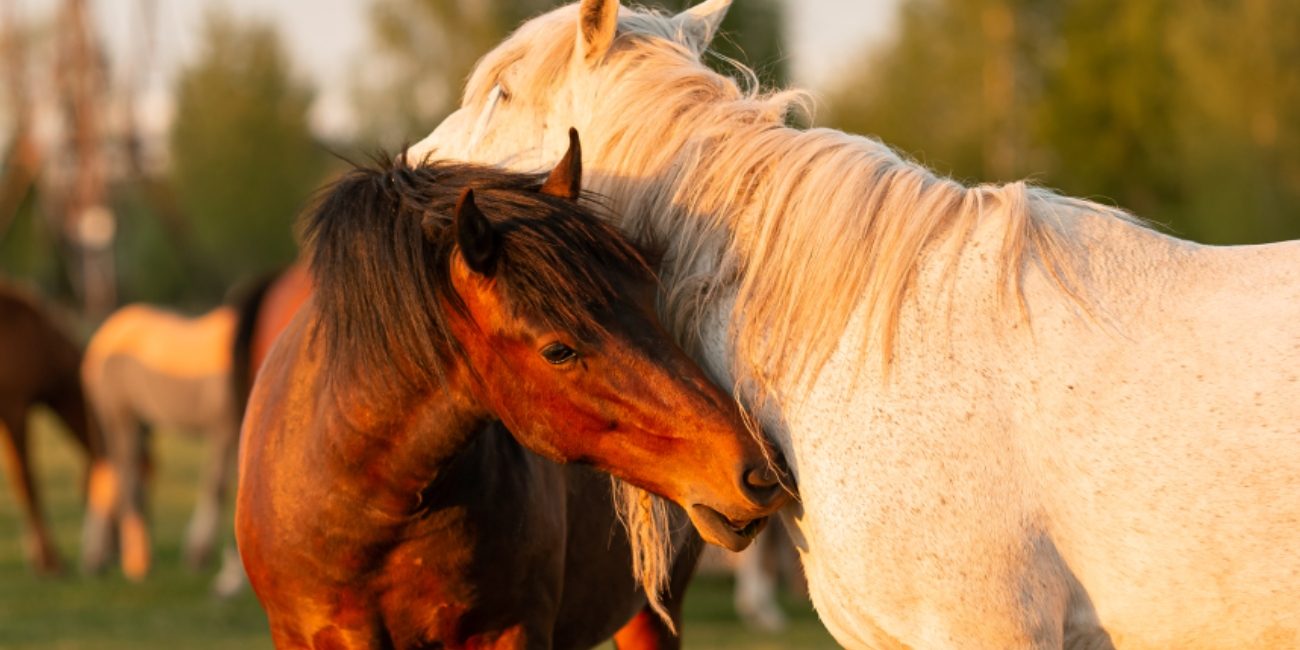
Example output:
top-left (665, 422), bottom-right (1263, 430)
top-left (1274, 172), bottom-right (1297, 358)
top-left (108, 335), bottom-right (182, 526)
top-left (85, 304), bottom-right (237, 382)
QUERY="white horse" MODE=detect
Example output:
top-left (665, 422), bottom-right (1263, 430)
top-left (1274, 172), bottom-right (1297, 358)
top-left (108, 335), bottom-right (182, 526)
top-left (407, 1), bottom-right (1300, 647)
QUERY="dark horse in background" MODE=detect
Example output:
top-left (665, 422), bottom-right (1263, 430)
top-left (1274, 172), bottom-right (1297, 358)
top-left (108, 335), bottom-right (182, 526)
top-left (236, 131), bottom-right (789, 649)
top-left (0, 283), bottom-right (102, 575)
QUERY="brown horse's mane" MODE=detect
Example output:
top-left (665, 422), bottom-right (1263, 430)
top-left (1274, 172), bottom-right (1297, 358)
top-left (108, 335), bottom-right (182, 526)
top-left (301, 155), bottom-right (653, 392)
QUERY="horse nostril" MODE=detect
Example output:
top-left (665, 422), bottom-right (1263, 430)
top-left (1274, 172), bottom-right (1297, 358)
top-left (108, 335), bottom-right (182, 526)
top-left (742, 465), bottom-right (783, 506)
top-left (744, 465), bottom-right (780, 490)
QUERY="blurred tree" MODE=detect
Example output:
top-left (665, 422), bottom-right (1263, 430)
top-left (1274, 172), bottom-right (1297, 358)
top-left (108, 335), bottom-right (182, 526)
top-left (170, 12), bottom-right (324, 294)
top-left (1034, 0), bottom-right (1180, 218)
top-left (353, 0), bottom-right (555, 148)
top-left (823, 0), bottom-right (1059, 182)
top-left (822, 0), bottom-right (1300, 245)
top-left (354, 0), bottom-right (788, 149)
top-left (1163, 0), bottom-right (1300, 244)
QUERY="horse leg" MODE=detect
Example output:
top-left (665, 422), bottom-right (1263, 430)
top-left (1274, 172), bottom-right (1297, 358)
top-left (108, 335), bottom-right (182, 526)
top-left (80, 397), bottom-right (134, 576)
top-left (46, 384), bottom-right (119, 575)
top-left (98, 406), bottom-right (150, 581)
top-left (613, 534), bottom-right (703, 650)
top-left (184, 418), bottom-right (238, 570)
top-left (0, 405), bottom-right (63, 575)
top-left (211, 544), bottom-right (247, 597)
top-left (79, 451), bottom-right (119, 574)
top-left (46, 382), bottom-right (111, 497)
top-left (733, 527), bottom-right (787, 632)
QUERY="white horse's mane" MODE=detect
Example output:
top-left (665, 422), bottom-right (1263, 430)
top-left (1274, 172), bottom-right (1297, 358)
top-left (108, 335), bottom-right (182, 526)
top-left (471, 6), bottom-right (1129, 399)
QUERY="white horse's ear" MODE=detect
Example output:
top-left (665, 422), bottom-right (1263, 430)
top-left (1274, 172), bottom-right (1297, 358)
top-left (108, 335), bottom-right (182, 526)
top-left (577, 0), bottom-right (620, 64)
top-left (675, 0), bottom-right (732, 54)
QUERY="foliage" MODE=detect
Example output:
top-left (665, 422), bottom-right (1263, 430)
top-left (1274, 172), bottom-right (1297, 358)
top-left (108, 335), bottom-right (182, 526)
top-left (0, 192), bottom-right (62, 293)
top-left (353, 0), bottom-right (788, 149)
top-left (823, 0), bottom-right (1300, 245)
top-left (170, 13), bottom-right (325, 295)
top-left (353, 0), bottom-right (557, 148)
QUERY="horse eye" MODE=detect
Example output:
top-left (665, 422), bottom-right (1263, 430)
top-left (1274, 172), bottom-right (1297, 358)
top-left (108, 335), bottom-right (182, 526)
top-left (540, 342), bottom-right (578, 365)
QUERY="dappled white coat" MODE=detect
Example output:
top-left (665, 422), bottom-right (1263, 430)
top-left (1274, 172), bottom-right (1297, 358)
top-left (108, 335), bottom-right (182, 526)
top-left (408, 1), bottom-right (1300, 647)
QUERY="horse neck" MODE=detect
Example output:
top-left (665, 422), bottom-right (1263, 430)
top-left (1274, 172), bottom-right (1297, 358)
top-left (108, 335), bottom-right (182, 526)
top-left (312, 320), bottom-right (495, 517)
top-left (583, 85), bottom-right (1092, 399)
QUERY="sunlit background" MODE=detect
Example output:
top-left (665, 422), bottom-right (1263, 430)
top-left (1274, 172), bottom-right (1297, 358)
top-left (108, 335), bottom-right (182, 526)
top-left (4, 0), bottom-right (1298, 313)
top-left (0, 0), bottom-right (1297, 647)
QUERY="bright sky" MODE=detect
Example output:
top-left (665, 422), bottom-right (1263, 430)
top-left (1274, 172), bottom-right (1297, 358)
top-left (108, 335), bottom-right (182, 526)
top-left (16, 0), bottom-right (899, 136)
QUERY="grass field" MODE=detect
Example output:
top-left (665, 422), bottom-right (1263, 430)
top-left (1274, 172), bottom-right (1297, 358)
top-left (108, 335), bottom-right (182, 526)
top-left (0, 410), bottom-right (837, 649)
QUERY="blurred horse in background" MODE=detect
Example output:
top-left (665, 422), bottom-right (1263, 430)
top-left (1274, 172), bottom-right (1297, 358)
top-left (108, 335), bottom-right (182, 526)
top-left (0, 283), bottom-right (103, 575)
top-left (410, 1), bottom-right (1300, 647)
top-left (74, 264), bottom-right (309, 593)
top-left (698, 521), bottom-right (806, 633)
top-left (79, 302), bottom-right (241, 581)
top-left (238, 134), bottom-right (788, 648)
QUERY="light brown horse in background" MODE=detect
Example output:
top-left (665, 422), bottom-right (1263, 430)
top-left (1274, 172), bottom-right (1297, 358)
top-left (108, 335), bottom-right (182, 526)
top-left (80, 303), bottom-right (240, 580)
top-left (0, 283), bottom-right (104, 575)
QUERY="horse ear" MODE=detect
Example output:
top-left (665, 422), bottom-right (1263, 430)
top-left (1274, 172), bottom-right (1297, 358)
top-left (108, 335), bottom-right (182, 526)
top-left (540, 128), bottom-right (582, 200)
top-left (675, 0), bottom-right (732, 54)
top-left (453, 188), bottom-right (501, 276)
top-left (577, 0), bottom-right (620, 64)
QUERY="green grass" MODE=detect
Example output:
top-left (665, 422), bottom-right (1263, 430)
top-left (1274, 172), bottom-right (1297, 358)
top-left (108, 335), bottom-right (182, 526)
top-left (0, 411), bottom-right (837, 649)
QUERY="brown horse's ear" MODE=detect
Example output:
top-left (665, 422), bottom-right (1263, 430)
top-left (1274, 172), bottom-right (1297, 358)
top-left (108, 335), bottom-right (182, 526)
top-left (454, 188), bottom-right (501, 276)
top-left (577, 0), bottom-right (620, 64)
top-left (540, 128), bottom-right (582, 200)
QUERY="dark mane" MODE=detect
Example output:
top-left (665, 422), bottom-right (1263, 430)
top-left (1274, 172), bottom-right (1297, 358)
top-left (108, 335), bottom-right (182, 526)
top-left (300, 155), bottom-right (652, 392)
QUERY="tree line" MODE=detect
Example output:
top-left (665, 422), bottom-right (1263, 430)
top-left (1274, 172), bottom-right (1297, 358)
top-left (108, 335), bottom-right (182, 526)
top-left (2, 0), bottom-right (1294, 315)
top-left (824, 0), bottom-right (1300, 245)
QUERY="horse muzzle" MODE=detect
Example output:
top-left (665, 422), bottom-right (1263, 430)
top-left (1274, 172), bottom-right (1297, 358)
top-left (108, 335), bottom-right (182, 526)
top-left (688, 504), bottom-right (772, 551)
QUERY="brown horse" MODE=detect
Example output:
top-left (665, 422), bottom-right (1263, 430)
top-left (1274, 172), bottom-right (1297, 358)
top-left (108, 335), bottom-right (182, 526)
top-left (0, 283), bottom-right (103, 575)
top-left (236, 132), bottom-right (788, 649)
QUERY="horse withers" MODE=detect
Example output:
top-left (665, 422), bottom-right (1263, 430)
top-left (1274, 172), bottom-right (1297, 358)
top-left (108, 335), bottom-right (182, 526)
top-left (236, 131), bottom-right (788, 649)
top-left (0, 284), bottom-right (103, 575)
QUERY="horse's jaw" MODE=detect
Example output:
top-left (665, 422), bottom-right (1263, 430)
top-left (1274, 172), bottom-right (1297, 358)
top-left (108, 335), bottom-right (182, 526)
top-left (688, 504), bottom-right (768, 552)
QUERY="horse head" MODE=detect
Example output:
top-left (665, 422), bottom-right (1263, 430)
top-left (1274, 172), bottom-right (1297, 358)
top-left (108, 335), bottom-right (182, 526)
top-left (408, 0), bottom-right (733, 171)
top-left (436, 130), bottom-right (785, 550)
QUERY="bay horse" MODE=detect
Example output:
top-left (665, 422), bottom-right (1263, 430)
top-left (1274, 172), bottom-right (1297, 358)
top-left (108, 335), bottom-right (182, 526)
top-left (0, 283), bottom-right (103, 575)
top-left (80, 301), bottom-right (242, 580)
top-left (236, 132), bottom-right (788, 649)
top-left (408, 1), bottom-right (1300, 647)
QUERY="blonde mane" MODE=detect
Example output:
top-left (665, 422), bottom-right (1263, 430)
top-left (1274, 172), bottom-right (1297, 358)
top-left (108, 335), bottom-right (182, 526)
top-left (471, 8), bottom-right (1114, 401)
top-left (456, 2), bottom-right (1134, 621)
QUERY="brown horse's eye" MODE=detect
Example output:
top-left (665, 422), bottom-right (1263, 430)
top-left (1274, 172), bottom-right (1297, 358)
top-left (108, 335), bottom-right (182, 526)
top-left (541, 342), bottom-right (578, 365)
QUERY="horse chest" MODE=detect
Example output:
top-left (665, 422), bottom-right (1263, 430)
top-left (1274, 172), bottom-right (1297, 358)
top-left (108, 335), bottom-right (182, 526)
top-left (351, 454), bottom-right (572, 647)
